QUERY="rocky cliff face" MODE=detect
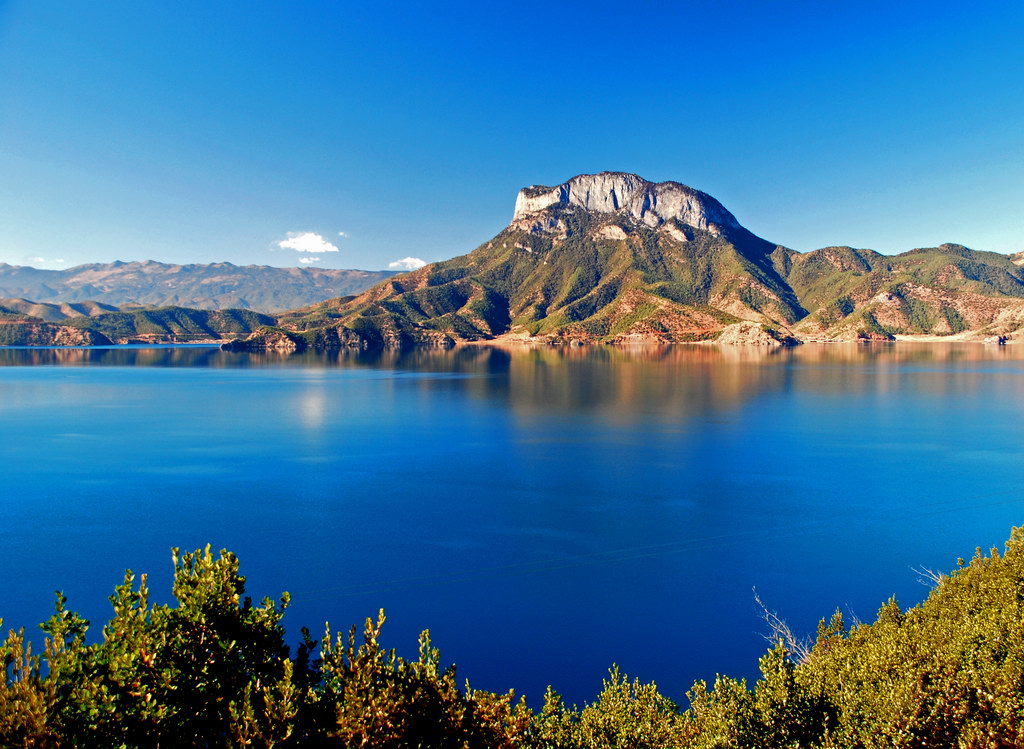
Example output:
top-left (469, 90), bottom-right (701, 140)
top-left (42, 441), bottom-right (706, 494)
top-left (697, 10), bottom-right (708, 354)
top-left (714, 321), bottom-right (801, 346)
top-left (512, 172), bottom-right (741, 236)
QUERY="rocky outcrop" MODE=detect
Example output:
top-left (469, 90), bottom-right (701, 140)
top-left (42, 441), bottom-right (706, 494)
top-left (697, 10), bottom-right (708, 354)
top-left (221, 328), bottom-right (307, 352)
top-left (50, 326), bottom-right (112, 346)
top-left (220, 324), bottom-right (455, 352)
top-left (856, 330), bottom-right (896, 341)
top-left (714, 321), bottom-right (801, 346)
top-left (512, 172), bottom-right (741, 236)
top-left (304, 326), bottom-right (373, 349)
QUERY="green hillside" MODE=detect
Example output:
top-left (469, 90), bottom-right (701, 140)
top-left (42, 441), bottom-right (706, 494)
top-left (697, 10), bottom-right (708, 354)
top-left (785, 244), bottom-right (1024, 338)
top-left (65, 306), bottom-right (275, 341)
top-left (255, 230), bottom-right (1024, 349)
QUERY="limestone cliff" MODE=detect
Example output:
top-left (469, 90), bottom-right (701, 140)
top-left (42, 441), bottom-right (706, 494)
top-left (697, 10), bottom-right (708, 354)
top-left (512, 172), bottom-right (741, 237)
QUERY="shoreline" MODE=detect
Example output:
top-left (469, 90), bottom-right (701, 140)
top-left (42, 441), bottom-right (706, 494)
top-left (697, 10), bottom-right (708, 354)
top-left (0, 334), bottom-right (1015, 351)
top-left (456, 334), bottom-right (1015, 348)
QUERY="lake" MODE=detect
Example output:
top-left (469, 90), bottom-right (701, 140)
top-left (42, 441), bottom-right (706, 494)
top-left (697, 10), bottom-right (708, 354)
top-left (2, 342), bottom-right (1023, 706)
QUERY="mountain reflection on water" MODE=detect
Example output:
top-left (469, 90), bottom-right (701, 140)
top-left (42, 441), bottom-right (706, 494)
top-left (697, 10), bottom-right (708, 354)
top-left (2, 342), bottom-right (1024, 706)
top-left (6, 340), bottom-right (1022, 370)
top-left (4, 341), bottom-right (1024, 418)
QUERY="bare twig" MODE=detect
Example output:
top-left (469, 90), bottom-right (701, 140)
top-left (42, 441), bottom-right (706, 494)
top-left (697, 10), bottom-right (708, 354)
top-left (911, 566), bottom-right (947, 589)
top-left (753, 588), bottom-right (813, 664)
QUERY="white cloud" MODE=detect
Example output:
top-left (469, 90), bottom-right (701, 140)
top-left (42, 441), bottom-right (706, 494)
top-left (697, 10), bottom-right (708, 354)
top-left (54, 258), bottom-right (66, 264)
top-left (338, 231), bottom-right (348, 238)
top-left (277, 231), bottom-right (339, 253)
top-left (299, 257), bottom-right (321, 264)
top-left (27, 256), bottom-right (45, 264)
top-left (388, 256), bottom-right (427, 271)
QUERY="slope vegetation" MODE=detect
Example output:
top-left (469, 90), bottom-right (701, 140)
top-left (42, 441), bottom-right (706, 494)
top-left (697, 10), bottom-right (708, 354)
top-left (65, 306), bottom-right (275, 342)
top-left (0, 302), bottom-right (274, 345)
top-left (787, 244), bottom-right (1024, 339)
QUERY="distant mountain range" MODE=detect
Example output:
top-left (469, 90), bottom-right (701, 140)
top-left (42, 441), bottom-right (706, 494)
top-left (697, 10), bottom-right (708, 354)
top-left (0, 261), bottom-right (397, 312)
top-left (228, 172), bottom-right (1024, 350)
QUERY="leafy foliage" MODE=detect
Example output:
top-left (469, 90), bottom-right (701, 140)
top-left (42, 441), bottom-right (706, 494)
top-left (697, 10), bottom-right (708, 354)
top-left (7, 530), bottom-right (1024, 746)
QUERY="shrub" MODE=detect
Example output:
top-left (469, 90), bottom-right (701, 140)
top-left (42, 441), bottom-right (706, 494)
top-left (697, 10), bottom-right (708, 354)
top-left (7, 530), bottom-right (1024, 746)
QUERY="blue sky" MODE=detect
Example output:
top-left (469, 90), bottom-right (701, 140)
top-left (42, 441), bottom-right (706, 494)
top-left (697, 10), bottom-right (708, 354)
top-left (1, 1), bottom-right (1022, 270)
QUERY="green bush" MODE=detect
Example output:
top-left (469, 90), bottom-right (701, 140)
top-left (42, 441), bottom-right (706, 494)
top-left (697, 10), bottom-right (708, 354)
top-left (7, 530), bottom-right (1024, 746)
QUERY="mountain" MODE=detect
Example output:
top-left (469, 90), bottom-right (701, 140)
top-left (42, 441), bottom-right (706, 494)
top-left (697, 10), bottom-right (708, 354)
top-left (229, 171), bottom-right (1024, 350)
top-left (246, 172), bottom-right (808, 349)
top-left (0, 261), bottom-right (398, 312)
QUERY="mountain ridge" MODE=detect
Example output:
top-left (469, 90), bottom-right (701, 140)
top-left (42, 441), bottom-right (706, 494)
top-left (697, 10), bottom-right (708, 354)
top-left (0, 261), bottom-right (398, 312)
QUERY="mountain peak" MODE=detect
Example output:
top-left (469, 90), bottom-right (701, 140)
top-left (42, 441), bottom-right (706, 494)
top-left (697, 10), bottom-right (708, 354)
top-left (512, 172), bottom-right (741, 235)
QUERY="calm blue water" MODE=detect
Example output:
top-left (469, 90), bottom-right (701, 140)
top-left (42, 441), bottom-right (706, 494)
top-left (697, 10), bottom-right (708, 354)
top-left (2, 343), bottom-right (1023, 705)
